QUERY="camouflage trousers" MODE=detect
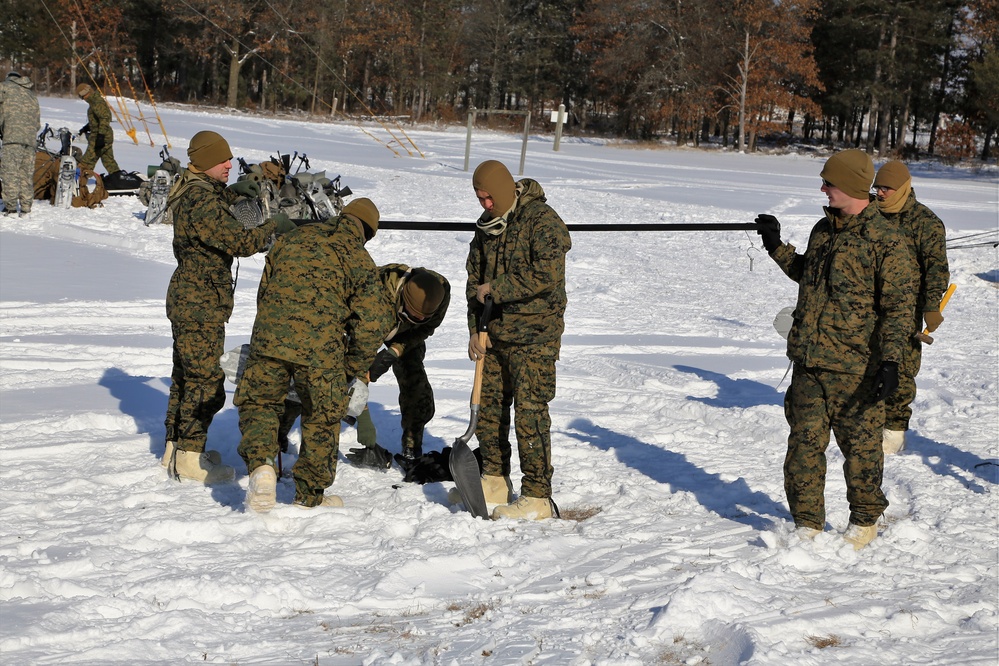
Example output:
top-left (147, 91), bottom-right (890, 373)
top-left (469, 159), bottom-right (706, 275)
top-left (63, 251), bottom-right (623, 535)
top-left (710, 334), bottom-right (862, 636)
top-left (884, 332), bottom-right (923, 431)
top-left (164, 321), bottom-right (227, 452)
top-left (235, 352), bottom-right (348, 506)
top-left (80, 133), bottom-right (119, 174)
top-left (1, 143), bottom-right (34, 213)
top-left (476, 339), bottom-right (559, 499)
top-left (784, 364), bottom-right (888, 529)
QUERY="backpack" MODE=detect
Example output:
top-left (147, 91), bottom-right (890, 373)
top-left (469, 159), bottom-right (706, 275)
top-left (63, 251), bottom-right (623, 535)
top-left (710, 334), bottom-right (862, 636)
top-left (72, 167), bottom-right (108, 208)
top-left (33, 150), bottom-right (60, 201)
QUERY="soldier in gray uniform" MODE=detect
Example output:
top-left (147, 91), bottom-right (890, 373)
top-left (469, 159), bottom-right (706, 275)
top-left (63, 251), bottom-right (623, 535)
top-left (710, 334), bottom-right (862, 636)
top-left (236, 198), bottom-right (394, 512)
top-left (0, 71), bottom-right (40, 216)
top-left (462, 160), bottom-right (571, 521)
top-left (873, 161), bottom-right (951, 455)
top-left (755, 149), bottom-right (917, 550)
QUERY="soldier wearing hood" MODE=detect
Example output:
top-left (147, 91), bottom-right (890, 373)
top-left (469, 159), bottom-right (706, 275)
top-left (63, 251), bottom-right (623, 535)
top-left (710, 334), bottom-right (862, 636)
top-left (873, 161), bottom-right (950, 455)
top-left (0, 71), bottom-right (41, 216)
top-left (459, 160), bottom-right (571, 521)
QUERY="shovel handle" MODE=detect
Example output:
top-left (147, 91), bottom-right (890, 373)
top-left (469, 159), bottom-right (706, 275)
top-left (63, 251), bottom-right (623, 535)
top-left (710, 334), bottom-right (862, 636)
top-left (469, 294), bottom-right (494, 408)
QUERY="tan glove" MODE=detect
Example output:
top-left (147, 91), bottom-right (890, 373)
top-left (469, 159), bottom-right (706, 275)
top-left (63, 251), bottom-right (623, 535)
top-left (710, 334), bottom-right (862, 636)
top-left (468, 333), bottom-right (491, 361)
top-left (923, 310), bottom-right (944, 333)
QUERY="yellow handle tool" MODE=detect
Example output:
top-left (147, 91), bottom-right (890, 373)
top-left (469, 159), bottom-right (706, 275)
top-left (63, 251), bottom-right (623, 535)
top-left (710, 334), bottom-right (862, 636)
top-left (915, 283), bottom-right (956, 345)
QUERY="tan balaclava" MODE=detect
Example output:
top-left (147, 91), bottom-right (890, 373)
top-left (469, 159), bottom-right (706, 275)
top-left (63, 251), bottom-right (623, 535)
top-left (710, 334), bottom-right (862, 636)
top-left (187, 131), bottom-right (233, 172)
top-left (820, 149), bottom-right (875, 201)
top-left (402, 269), bottom-right (446, 321)
top-left (874, 161), bottom-right (913, 214)
top-left (342, 198), bottom-right (380, 241)
top-left (472, 160), bottom-right (517, 220)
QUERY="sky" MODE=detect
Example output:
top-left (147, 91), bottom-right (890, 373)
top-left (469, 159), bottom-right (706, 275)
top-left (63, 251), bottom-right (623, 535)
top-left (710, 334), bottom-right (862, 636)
top-left (0, 96), bottom-right (997, 665)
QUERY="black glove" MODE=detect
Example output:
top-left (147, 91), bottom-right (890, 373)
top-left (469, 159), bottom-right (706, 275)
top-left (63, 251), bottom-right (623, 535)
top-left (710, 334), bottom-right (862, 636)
top-left (345, 443), bottom-right (392, 469)
top-left (873, 361), bottom-right (900, 402)
top-left (367, 348), bottom-right (399, 382)
top-left (94, 134), bottom-right (105, 152)
top-left (755, 214), bottom-right (782, 253)
top-left (228, 179), bottom-right (260, 199)
top-left (395, 449), bottom-right (453, 484)
top-left (268, 212), bottom-right (296, 235)
top-left (79, 124), bottom-right (90, 135)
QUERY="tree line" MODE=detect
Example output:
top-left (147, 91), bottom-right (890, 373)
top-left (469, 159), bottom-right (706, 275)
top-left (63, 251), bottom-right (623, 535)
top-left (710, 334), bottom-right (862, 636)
top-left (3, 0), bottom-right (997, 160)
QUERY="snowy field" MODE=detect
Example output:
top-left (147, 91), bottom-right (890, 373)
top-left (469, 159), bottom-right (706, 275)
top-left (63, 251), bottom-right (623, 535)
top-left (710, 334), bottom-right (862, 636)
top-left (0, 96), bottom-right (997, 665)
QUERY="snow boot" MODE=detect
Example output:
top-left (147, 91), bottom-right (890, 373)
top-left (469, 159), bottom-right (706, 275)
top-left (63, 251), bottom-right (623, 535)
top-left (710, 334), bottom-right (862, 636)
top-left (172, 448), bottom-right (234, 484)
top-left (448, 474), bottom-right (512, 506)
top-left (294, 494), bottom-right (344, 509)
top-left (843, 523), bottom-right (878, 550)
top-left (795, 526), bottom-right (821, 540)
top-left (161, 440), bottom-right (221, 467)
top-left (492, 496), bottom-right (554, 521)
top-left (882, 429), bottom-right (905, 455)
top-left (246, 465), bottom-right (278, 513)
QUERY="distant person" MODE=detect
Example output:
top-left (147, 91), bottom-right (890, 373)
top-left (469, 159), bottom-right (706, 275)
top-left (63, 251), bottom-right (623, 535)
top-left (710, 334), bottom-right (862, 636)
top-left (162, 130), bottom-right (295, 484)
top-left (873, 161), bottom-right (951, 455)
top-left (755, 149), bottom-right (917, 550)
top-left (75, 83), bottom-right (120, 175)
top-left (236, 198), bottom-right (394, 512)
top-left (0, 71), bottom-right (40, 216)
top-left (460, 160), bottom-right (571, 520)
top-left (341, 264), bottom-right (450, 469)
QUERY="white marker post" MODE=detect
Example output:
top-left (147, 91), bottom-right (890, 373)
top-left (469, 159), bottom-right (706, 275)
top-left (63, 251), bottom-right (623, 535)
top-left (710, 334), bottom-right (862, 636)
top-left (551, 104), bottom-right (567, 152)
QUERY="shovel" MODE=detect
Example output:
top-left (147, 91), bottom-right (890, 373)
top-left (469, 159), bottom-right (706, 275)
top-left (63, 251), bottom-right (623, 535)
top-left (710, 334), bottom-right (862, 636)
top-left (448, 294), bottom-right (493, 518)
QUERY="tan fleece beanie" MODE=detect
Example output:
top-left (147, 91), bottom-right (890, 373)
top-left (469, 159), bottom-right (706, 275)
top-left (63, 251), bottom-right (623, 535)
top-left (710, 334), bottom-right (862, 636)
top-left (76, 83), bottom-right (92, 98)
top-left (187, 131), bottom-right (233, 171)
top-left (402, 269), bottom-right (446, 320)
top-left (874, 161), bottom-right (911, 190)
top-left (472, 160), bottom-right (516, 218)
top-left (820, 149), bottom-right (875, 200)
top-left (342, 198), bottom-right (380, 239)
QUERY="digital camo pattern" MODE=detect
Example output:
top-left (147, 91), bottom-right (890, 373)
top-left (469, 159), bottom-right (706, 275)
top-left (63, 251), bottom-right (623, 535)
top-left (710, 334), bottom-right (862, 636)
top-left (771, 200), bottom-right (918, 375)
top-left (236, 353), bottom-right (347, 506)
top-left (377, 264), bottom-right (451, 451)
top-left (248, 215), bottom-right (393, 375)
top-left (0, 73), bottom-right (40, 212)
top-left (79, 90), bottom-right (119, 173)
top-left (476, 340), bottom-right (559, 499)
top-left (465, 178), bottom-right (572, 345)
top-left (164, 172), bottom-right (276, 452)
top-left (165, 171), bottom-right (276, 324)
top-left (236, 215), bottom-right (393, 505)
top-left (784, 365), bottom-right (888, 529)
top-left (880, 189), bottom-right (951, 430)
top-left (466, 179), bottom-right (569, 500)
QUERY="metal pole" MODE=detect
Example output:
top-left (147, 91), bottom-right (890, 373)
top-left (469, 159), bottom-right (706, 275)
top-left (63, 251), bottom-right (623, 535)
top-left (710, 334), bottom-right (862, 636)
top-left (519, 111), bottom-right (530, 175)
top-left (464, 108), bottom-right (476, 172)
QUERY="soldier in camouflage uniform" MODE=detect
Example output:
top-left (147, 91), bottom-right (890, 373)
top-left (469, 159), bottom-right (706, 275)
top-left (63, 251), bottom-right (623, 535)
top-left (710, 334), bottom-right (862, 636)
top-left (755, 149), bottom-right (918, 550)
top-left (873, 161), bottom-right (951, 455)
top-left (462, 160), bottom-right (571, 521)
top-left (75, 83), bottom-right (120, 174)
top-left (0, 71), bottom-right (40, 216)
top-left (162, 130), bottom-right (295, 485)
top-left (236, 198), bottom-right (394, 512)
top-left (339, 264), bottom-right (450, 468)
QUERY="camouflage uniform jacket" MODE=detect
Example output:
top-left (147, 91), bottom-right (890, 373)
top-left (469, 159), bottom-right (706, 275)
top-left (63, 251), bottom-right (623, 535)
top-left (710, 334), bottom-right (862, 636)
top-left (879, 189), bottom-right (950, 313)
top-left (250, 215), bottom-right (394, 375)
top-left (83, 90), bottom-right (114, 143)
top-left (771, 201), bottom-right (917, 375)
top-left (465, 178), bottom-right (571, 345)
top-left (379, 263), bottom-right (450, 356)
top-left (166, 170), bottom-right (278, 324)
top-left (0, 73), bottom-right (40, 146)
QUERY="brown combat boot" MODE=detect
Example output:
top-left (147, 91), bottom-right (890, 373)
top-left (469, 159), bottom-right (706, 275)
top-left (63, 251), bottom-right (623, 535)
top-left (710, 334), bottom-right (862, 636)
top-left (491, 496), bottom-right (554, 521)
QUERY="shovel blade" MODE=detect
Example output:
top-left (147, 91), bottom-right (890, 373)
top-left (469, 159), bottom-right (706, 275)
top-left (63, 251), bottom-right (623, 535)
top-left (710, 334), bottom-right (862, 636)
top-left (449, 440), bottom-right (488, 519)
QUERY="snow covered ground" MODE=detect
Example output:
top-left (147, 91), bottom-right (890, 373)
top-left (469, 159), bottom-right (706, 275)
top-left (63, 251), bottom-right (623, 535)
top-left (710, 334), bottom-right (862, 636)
top-left (1, 96), bottom-right (997, 665)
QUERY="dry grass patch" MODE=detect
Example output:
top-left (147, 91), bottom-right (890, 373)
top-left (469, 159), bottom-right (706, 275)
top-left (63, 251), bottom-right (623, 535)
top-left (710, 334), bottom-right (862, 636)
top-left (806, 634), bottom-right (843, 648)
top-left (560, 506), bottom-right (602, 522)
